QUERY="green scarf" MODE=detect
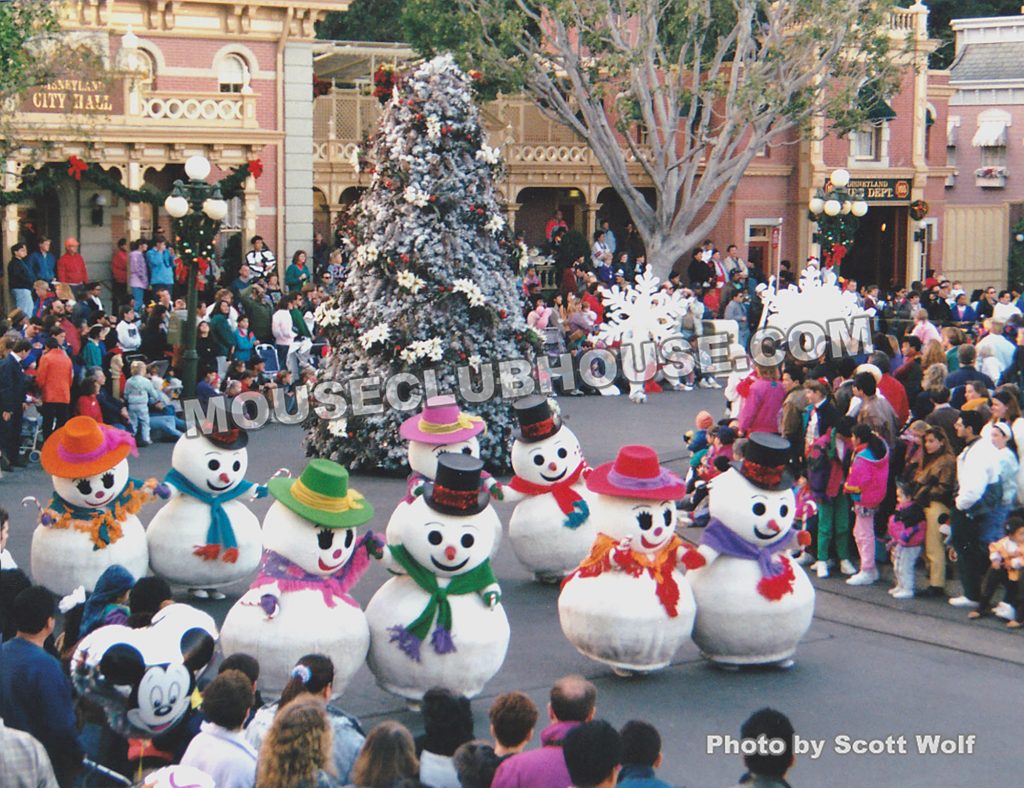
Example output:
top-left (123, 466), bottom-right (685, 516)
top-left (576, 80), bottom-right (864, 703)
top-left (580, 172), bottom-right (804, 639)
top-left (387, 543), bottom-right (497, 661)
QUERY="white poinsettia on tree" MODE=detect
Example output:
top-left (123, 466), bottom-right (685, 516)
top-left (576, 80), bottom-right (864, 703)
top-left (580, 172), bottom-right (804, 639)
top-left (307, 54), bottom-right (537, 471)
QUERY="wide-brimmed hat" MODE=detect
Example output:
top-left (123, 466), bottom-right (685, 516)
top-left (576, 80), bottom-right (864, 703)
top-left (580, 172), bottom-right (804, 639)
top-left (41, 416), bottom-right (137, 478)
top-left (267, 458), bottom-right (372, 529)
top-left (854, 363), bottom-right (882, 383)
top-left (511, 395), bottom-right (562, 443)
top-left (730, 432), bottom-right (794, 491)
top-left (399, 395), bottom-right (485, 445)
top-left (587, 445), bottom-right (685, 501)
top-left (423, 453), bottom-right (489, 516)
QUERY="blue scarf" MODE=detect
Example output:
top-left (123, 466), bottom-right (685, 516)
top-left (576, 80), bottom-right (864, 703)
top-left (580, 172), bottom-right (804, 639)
top-left (164, 468), bottom-right (266, 550)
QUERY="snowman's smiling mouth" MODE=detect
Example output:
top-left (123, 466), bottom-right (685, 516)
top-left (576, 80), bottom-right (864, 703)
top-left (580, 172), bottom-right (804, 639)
top-left (753, 526), bottom-right (781, 540)
top-left (540, 468), bottom-right (567, 482)
top-left (206, 480), bottom-right (233, 491)
top-left (318, 556), bottom-right (344, 571)
top-left (431, 555), bottom-right (469, 572)
top-left (640, 535), bottom-right (667, 549)
top-left (90, 491), bottom-right (116, 506)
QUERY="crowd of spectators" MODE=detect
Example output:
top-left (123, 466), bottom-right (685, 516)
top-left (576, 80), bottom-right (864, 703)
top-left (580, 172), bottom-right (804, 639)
top-left (0, 234), bottom-right (341, 469)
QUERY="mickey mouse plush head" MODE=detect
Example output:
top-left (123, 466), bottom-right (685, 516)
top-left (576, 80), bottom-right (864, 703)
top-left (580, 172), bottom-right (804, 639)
top-left (99, 626), bottom-right (214, 736)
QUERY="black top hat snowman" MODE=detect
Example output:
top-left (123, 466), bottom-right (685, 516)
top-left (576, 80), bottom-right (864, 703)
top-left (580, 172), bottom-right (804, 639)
top-left (423, 453), bottom-right (490, 516)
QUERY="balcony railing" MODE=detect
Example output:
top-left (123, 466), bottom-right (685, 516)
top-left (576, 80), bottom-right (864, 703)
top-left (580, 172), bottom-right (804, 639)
top-left (141, 91), bottom-right (257, 127)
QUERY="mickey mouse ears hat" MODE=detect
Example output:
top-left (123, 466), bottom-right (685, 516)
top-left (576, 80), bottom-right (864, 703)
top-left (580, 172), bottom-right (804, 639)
top-left (731, 432), bottom-right (794, 491)
top-left (423, 453), bottom-right (490, 516)
top-left (512, 395), bottom-right (562, 443)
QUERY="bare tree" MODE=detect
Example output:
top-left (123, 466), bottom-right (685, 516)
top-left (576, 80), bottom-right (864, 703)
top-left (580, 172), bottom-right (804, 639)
top-left (442, 0), bottom-right (903, 277)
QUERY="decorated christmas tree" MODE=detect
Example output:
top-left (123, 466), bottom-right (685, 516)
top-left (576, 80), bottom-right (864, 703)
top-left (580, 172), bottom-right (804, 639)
top-left (307, 54), bottom-right (535, 472)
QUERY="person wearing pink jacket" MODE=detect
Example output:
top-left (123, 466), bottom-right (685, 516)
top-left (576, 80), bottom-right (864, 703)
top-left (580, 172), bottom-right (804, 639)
top-left (843, 423), bottom-right (890, 586)
top-left (738, 365), bottom-right (787, 435)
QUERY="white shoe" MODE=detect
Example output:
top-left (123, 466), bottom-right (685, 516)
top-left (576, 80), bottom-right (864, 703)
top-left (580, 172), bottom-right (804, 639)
top-left (994, 601), bottom-right (1016, 620)
top-left (794, 551), bottom-right (814, 565)
top-left (189, 588), bottom-right (210, 600)
top-left (948, 595), bottom-right (980, 609)
top-left (839, 559), bottom-right (858, 576)
top-left (846, 569), bottom-right (879, 586)
top-left (892, 588), bottom-right (914, 599)
top-left (815, 563), bottom-right (830, 579)
top-left (681, 383), bottom-right (694, 391)
top-left (706, 378), bottom-right (722, 389)
top-left (887, 586), bottom-right (901, 596)
top-left (697, 379), bottom-right (714, 389)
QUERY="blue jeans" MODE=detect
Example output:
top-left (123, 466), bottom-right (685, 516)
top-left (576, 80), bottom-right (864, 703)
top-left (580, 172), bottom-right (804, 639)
top-left (12, 289), bottom-right (32, 315)
top-left (151, 413), bottom-right (184, 441)
top-left (132, 287), bottom-right (146, 308)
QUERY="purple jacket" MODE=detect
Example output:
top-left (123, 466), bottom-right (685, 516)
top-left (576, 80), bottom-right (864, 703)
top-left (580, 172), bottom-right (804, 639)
top-left (491, 721), bottom-right (580, 788)
top-left (128, 250), bottom-right (149, 289)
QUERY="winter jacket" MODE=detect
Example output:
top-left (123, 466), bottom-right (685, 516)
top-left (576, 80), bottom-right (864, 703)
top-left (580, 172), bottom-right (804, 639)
top-left (56, 253), bottom-right (87, 284)
top-left (27, 250), bottom-right (55, 281)
top-left (271, 309), bottom-right (295, 345)
top-left (128, 250), bottom-right (149, 289)
top-left (491, 721), bottom-right (580, 788)
top-left (912, 453), bottom-right (956, 509)
top-left (81, 339), bottom-right (104, 370)
top-left (845, 443), bottom-right (890, 508)
top-left (76, 394), bottom-right (103, 422)
top-left (738, 378), bottom-right (787, 435)
top-left (209, 313), bottom-right (235, 358)
top-left (876, 374), bottom-right (909, 427)
top-left (8, 256), bottom-right (34, 291)
top-left (35, 348), bottom-right (73, 404)
top-left (145, 247), bottom-right (175, 286)
top-left (888, 501), bottom-right (926, 547)
top-left (955, 437), bottom-right (1002, 512)
top-left (116, 320), bottom-right (142, 352)
top-left (123, 373), bottom-right (159, 410)
top-left (239, 285), bottom-right (273, 343)
top-left (111, 249), bottom-right (129, 285)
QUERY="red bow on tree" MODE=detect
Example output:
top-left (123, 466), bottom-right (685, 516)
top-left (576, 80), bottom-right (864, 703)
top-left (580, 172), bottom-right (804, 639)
top-left (247, 158), bottom-right (263, 179)
top-left (67, 156), bottom-right (87, 181)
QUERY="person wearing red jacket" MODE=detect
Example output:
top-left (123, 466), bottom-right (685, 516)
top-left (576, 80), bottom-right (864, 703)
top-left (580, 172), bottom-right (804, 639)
top-left (110, 238), bottom-right (128, 308)
top-left (56, 238), bottom-right (87, 286)
top-left (35, 336), bottom-right (73, 439)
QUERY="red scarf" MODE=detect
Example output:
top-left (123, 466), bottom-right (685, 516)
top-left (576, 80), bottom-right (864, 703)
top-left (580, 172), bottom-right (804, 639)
top-left (508, 461), bottom-right (586, 515)
top-left (564, 533), bottom-right (705, 617)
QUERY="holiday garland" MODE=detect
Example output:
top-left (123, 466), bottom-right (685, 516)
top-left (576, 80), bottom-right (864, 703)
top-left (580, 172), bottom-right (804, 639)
top-left (0, 156), bottom-right (261, 208)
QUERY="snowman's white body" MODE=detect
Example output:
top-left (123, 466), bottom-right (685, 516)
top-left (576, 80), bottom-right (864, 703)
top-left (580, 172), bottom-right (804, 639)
top-left (507, 426), bottom-right (594, 580)
top-left (220, 501), bottom-right (368, 700)
top-left (559, 495), bottom-right (695, 672)
top-left (689, 469), bottom-right (815, 666)
top-left (387, 437), bottom-right (498, 553)
top-left (31, 460), bottom-right (149, 595)
top-left (366, 497), bottom-right (508, 701)
top-left (147, 434), bottom-right (262, 587)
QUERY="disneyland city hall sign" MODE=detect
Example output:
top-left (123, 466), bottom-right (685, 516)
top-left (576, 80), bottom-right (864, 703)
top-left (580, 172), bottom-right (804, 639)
top-left (22, 78), bottom-right (123, 115)
top-left (844, 178), bottom-right (912, 203)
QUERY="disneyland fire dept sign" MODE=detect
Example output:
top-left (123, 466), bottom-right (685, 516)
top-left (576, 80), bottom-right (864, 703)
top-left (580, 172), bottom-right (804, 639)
top-left (23, 79), bottom-right (123, 115)
top-left (844, 178), bottom-right (912, 202)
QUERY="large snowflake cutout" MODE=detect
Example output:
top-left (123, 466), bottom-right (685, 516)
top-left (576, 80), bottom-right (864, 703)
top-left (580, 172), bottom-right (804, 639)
top-left (759, 263), bottom-right (873, 336)
top-left (597, 269), bottom-right (688, 348)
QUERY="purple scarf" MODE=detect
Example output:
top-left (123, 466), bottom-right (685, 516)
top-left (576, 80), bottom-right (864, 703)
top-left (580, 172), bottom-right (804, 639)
top-left (700, 518), bottom-right (787, 580)
top-left (250, 538), bottom-right (378, 608)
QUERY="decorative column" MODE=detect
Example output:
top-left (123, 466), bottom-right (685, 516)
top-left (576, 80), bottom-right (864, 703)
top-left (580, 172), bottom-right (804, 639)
top-left (586, 202), bottom-right (601, 239)
top-left (126, 160), bottom-right (145, 240)
top-left (3, 161), bottom-right (22, 315)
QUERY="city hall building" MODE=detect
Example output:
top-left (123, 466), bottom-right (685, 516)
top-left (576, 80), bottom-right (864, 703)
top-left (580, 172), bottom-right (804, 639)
top-left (1, 0), bottom-right (344, 287)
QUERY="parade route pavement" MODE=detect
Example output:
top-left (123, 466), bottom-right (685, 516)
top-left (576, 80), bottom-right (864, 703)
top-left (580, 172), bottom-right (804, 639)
top-left (3, 389), bottom-right (1021, 786)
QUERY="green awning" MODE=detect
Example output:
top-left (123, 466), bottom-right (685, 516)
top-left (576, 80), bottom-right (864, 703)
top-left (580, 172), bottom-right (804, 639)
top-left (859, 84), bottom-right (896, 123)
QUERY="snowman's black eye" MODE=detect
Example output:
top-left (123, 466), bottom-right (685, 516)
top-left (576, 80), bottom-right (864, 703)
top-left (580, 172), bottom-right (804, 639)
top-left (76, 479), bottom-right (92, 495)
top-left (317, 529), bottom-right (334, 550)
top-left (461, 447), bottom-right (472, 455)
top-left (752, 502), bottom-right (767, 516)
top-left (102, 472), bottom-right (115, 489)
top-left (663, 509), bottom-right (672, 527)
top-left (344, 529), bottom-right (354, 547)
top-left (208, 459), bottom-right (220, 471)
top-left (428, 530), bottom-right (443, 545)
top-left (232, 461), bottom-right (241, 471)
top-left (461, 533), bottom-right (475, 548)
top-left (532, 454), bottom-right (545, 466)
top-left (636, 511), bottom-right (653, 530)
top-left (557, 447), bottom-right (568, 459)
top-left (779, 504), bottom-right (789, 517)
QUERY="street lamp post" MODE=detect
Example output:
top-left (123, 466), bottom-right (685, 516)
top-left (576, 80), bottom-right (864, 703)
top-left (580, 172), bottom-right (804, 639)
top-left (808, 168), bottom-right (868, 267)
top-left (163, 155), bottom-right (228, 400)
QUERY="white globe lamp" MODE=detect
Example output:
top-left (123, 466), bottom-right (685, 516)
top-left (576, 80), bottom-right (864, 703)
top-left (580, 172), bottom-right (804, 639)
top-left (202, 198), bottom-right (228, 221)
top-left (841, 201), bottom-right (852, 215)
top-left (184, 155), bottom-right (211, 181)
top-left (808, 197), bottom-right (825, 215)
top-left (163, 194), bottom-right (189, 219)
top-left (823, 199), bottom-right (842, 217)
top-left (851, 201), bottom-right (868, 217)
top-left (830, 168), bottom-right (850, 188)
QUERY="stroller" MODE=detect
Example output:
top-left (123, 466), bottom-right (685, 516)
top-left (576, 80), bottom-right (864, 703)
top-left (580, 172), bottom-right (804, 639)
top-left (19, 398), bottom-right (43, 464)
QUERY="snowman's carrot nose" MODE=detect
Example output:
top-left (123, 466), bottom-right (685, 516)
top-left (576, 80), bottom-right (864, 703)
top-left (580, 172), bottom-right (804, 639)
top-left (219, 472), bottom-right (230, 483)
top-left (445, 546), bottom-right (457, 560)
top-left (548, 462), bottom-right (557, 471)
top-left (767, 520), bottom-right (781, 533)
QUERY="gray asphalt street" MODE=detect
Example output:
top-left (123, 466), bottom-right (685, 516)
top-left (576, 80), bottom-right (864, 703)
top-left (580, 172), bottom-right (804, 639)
top-left (3, 389), bottom-right (1020, 787)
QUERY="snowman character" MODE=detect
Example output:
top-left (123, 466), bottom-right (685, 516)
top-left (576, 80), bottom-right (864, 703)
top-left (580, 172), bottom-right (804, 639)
top-left (147, 428), bottom-right (267, 599)
top-left (559, 445), bottom-right (705, 675)
top-left (366, 453), bottom-right (508, 702)
top-left (31, 417), bottom-right (168, 596)
top-left (689, 433), bottom-right (815, 668)
top-left (505, 395), bottom-right (594, 582)
top-left (389, 395), bottom-right (502, 551)
top-left (220, 459), bottom-right (379, 699)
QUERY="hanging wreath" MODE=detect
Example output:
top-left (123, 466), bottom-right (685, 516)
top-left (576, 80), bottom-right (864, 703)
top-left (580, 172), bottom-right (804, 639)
top-left (910, 200), bottom-right (929, 221)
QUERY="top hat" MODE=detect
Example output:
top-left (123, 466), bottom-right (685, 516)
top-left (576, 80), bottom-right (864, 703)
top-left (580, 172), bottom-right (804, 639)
top-left (267, 458), bottom-right (373, 529)
top-left (511, 395), bottom-right (562, 443)
top-left (399, 395), bottom-right (485, 445)
top-left (205, 427), bottom-right (249, 451)
top-left (423, 453), bottom-right (489, 516)
top-left (41, 416), bottom-right (138, 478)
top-left (586, 445), bottom-right (685, 501)
top-left (732, 432), bottom-right (794, 491)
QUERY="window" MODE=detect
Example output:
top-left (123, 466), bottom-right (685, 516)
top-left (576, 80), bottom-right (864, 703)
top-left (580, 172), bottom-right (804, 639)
top-left (223, 196), bottom-right (243, 231)
top-left (981, 145), bottom-right (1007, 168)
top-left (218, 54), bottom-right (248, 94)
top-left (851, 125), bottom-right (881, 161)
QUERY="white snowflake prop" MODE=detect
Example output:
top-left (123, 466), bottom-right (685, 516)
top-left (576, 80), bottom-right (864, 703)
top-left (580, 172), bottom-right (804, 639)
top-left (597, 270), bottom-right (689, 403)
top-left (759, 263), bottom-right (873, 338)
